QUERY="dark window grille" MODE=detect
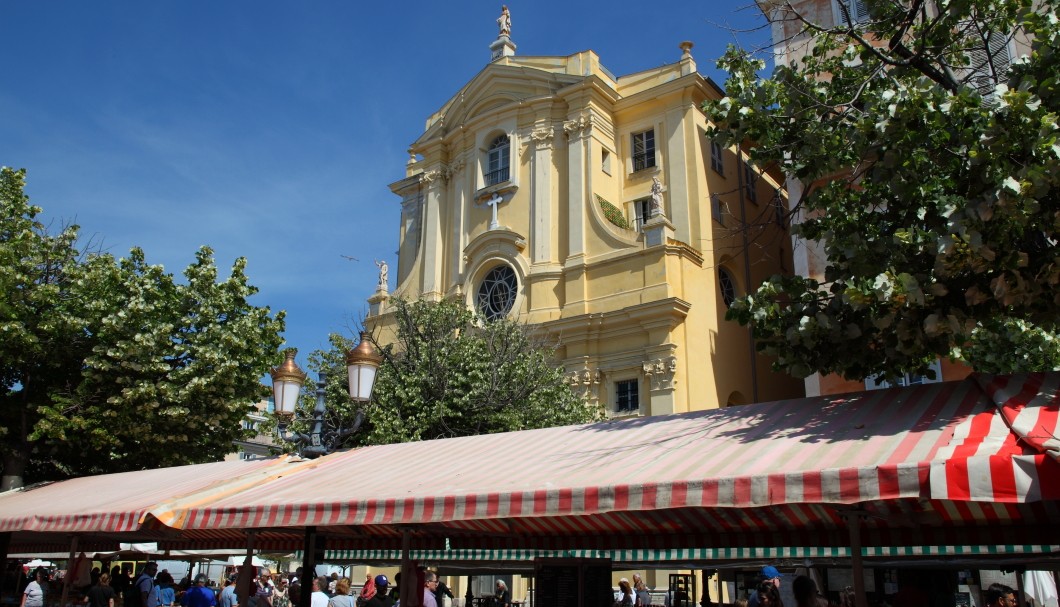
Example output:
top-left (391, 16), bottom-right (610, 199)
top-left (615, 379), bottom-right (639, 413)
top-left (719, 268), bottom-right (737, 307)
top-left (476, 265), bottom-right (518, 321)
top-left (632, 130), bottom-right (655, 172)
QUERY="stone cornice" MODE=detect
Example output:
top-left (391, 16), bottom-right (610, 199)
top-left (541, 297), bottom-right (691, 341)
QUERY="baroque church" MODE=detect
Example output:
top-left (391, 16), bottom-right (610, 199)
top-left (366, 9), bottom-right (804, 415)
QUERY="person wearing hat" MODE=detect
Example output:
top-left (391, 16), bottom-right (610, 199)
top-left (182, 575), bottom-right (217, 607)
top-left (748, 567), bottom-right (783, 607)
top-left (365, 576), bottom-right (394, 607)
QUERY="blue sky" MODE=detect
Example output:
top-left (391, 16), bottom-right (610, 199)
top-left (1, 2), bottom-right (772, 371)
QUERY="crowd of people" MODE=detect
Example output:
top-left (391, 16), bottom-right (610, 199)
top-left (20, 562), bottom-right (1033, 607)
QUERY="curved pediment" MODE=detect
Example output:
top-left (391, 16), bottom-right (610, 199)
top-left (463, 227), bottom-right (527, 263)
top-left (415, 63), bottom-right (584, 145)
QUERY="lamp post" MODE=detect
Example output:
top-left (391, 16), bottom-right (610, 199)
top-left (269, 331), bottom-right (381, 458)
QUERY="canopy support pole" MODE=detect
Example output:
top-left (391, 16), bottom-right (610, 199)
top-left (700, 569), bottom-right (710, 607)
top-left (400, 528), bottom-right (418, 607)
top-left (60, 535), bottom-right (79, 607)
top-left (238, 530), bottom-right (257, 607)
top-left (301, 526), bottom-right (317, 607)
top-left (466, 576), bottom-right (475, 607)
top-left (0, 532), bottom-right (10, 599)
top-left (842, 511), bottom-right (868, 607)
top-left (1015, 568), bottom-right (1027, 607)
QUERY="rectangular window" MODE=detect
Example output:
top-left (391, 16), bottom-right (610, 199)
top-left (486, 135), bottom-right (511, 186)
top-left (710, 140), bottom-right (724, 174)
top-left (615, 379), bottom-right (639, 413)
top-left (632, 198), bottom-right (653, 231)
top-left (602, 149), bottom-right (612, 175)
top-left (632, 129), bottom-right (656, 172)
top-left (743, 161), bottom-right (757, 204)
top-left (711, 194), bottom-right (725, 226)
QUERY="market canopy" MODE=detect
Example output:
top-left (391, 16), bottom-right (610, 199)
top-left (1, 372), bottom-right (1058, 561)
top-left (0, 453), bottom-right (313, 552)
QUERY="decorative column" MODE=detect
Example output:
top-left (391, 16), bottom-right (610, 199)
top-left (563, 116), bottom-right (591, 260)
top-left (420, 169), bottom-right (445, 300)
top-left (446, 156), bottom-right (468, 288)
top-left (529, 125), bottom-right (555, 265)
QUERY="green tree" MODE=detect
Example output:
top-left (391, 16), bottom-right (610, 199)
top-left (704, 0), bottom-right (1060, 380)
top-left (281, 298), bottom-right (600, 449)
top-left (0, 167), bottom-right (286, 488)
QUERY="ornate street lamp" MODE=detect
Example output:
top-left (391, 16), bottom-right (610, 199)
top-left (269, 332), bottom-right (382, 458)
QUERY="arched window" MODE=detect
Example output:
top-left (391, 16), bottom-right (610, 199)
top-left (485, 135), bottom-right (510, 186)
top-left (719, 267), bottom-right (738, 308)
top-left (476, 265), bottom-right (518, 320)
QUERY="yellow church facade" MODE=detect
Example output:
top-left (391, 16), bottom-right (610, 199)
top-left (366, 34), bottom-right (803, 415)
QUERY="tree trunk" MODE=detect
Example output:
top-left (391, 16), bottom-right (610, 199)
top-left (1, 450), bottom-right (28, 491)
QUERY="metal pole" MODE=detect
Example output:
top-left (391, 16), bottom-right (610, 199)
top-left (60, 535), bottom-right (78, 607)
top-left (301, 527), bottom-right (316, 607)
top-left (700, 569), bottom-right (710, 607)
top-left (400, 529), bottom-right (418, 607)
top-left (239, 531), bottom-right (257, 607)
top-left (0, 532), bottom-right (10, 600)
top-left (466, 576), bottom-right (475, 607)
top-left (845, 513), bottom-right (868, 607)
top-left (1015, 569), bottom-right (1026, 607)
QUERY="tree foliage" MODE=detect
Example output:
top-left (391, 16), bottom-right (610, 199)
top-left (283, 298), bottom-right (600, 450)
top-left (0, 167), bottom-right (286, 488)
top-left (704, 0), bottom-right (1060, 379)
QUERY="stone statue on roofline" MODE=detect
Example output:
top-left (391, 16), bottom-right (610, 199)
top-left (375, 259), bottom-right (388, 291)
top-left (497, 5), bottom-right (511, 37)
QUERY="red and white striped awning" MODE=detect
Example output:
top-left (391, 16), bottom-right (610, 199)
top-left (1, 372), bottom-right (1057, 555)
top-left (153, 372), bottom-right (1059, 549)
top-left (0, 452), bottom-right (311, 551)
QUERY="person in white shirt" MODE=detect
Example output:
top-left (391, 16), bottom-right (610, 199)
top-left (311, 578), bottom-right (329, 607)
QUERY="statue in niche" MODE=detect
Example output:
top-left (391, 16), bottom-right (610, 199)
top-left (375, 259), bottom-right (389, 290)
top-left (497, 5), bottom-right (511, 36)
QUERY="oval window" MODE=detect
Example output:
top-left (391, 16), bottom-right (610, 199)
top-left (476, 265), bottom-right (518, 321)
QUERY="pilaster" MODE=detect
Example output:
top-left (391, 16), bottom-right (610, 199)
top-left (530, 125), bottom-right (555, 265)
top-left (419, 169), bottom-right (445, 301)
